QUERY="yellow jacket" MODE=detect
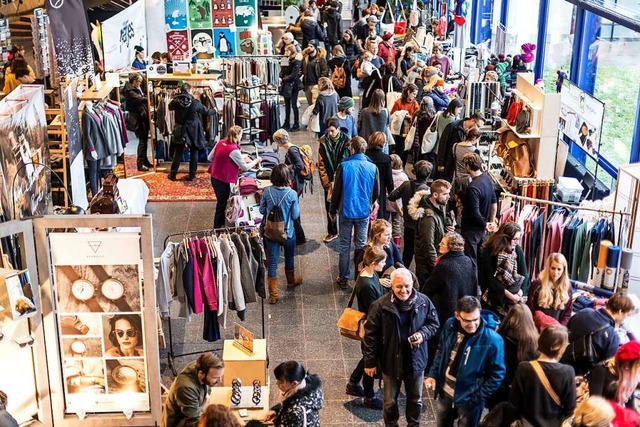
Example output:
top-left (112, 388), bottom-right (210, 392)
top-left (3, 65), bottom-right (36, 94)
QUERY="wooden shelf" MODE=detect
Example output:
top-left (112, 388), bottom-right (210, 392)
top-left (79, 84), bottom-right (116, 101)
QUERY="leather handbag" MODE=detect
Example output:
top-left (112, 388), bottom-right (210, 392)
top-left (90, 173), bottom-right (121, 214)
top-left (497, 132), bottom-right (536, 178)
top-left (337, 287), bottom-right (366, 341)
top-left (506, 101), bottom-right (523, 126)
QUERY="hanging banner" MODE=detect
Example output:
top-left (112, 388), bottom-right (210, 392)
top-left (102, 1), bottom-right (147, 72)
top-left (46, 0), bottom-right (94, 79)
top-left (63, 80), bottom-right (89, 210)
top-left (559, 79), bottom-right (605, 159)
top-left (213, 28), bottom-right (235, 57)
top-left (188, 0), bottom-right (212, 29)
top-left (211, 0), bottom-right (234, 27)
top-left (166, 30), bottom-right (190, 60)
top-left (165, 0), bottom-right (188, 30)
top-left (191, 29), bottom-right (214, 60)
top-left (146, 0), bottom-right (167, 53)
top-left (0, 85), bottom-right (50, 219)
top-left (49, 232), bottom-right (150, 414)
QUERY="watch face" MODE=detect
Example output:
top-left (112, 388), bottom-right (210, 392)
top-left (111, 365), bottom-right (137, 385)
top-left (71, 340), bottom-right (86, 354)
top-left (101, 279), bottom-right (124, 301)
top-left (71, 279), bottom-right (95, 301)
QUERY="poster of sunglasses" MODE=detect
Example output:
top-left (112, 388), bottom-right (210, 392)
top-left (63, 359), bottom-right (106, 395)
top-left (102, 314), bottom-right (145, 358)
top-left (62, 337), bottom-right (103, 358)
top-left (53, 264), bottom-right (141, 313)
top-left (60, 314), bottom-right (102, 336)
top-left (106, 359), bottom-right (147, 394)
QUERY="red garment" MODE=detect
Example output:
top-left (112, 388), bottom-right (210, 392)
top-left (391, 99), bottom-right (420, 118)
top-left (197, 239), bottom-right (218, 311)
top-left (611, 402), bottom-right (640, 427)
top-left (377, 41), bottom-right (397, 65)
top-left (209, 139), bottom-right (240, 183)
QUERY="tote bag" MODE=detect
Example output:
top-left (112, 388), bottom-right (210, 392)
top-left (404, 119), bottom-right (417, 151)
top-left (421, 113), bottom-right (440, 154)
top-left (386, 76), bottom-right (402, 109)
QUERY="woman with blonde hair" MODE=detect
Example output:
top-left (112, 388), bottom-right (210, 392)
top-left (354, 219), bottom-right (403, 284)
top-left (573, 396), bottom-right (615, 427)
top-left (313, 76), bottom-right (338, 136)
top-left (527, 252), bottom-right (573, 326)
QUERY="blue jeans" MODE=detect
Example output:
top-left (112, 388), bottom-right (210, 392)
top-left (435, 395), bottom-right (484, 427)
top-left (338, 216), bottom-right (369, 280)
top-left (383, 372), bottom-right (424, 427)
top-left (264, 236), bottom-right (296, 277)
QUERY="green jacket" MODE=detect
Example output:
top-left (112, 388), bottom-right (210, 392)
top-left (161, 362), bottom-right (209, 427)
top-left (409, 190), bottom-right (447, 276)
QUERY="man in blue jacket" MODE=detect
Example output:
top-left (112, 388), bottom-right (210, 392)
top-left (363, 268), bottom-right (440, 426)
top-left (330, 136), bottom-right (379, 288)
top-left (425, 296), bottom-right (505, 427)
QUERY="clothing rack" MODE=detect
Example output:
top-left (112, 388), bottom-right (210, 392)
top-left (500, 192), bottom-right (630, 281)
top-left (162, 225), bottom-right (266, 376)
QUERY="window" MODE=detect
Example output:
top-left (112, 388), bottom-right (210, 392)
top-left (505, 0), bottom-right (540, 54)
top-left (590, 19), bottom-right (640, 170)
top-left (542, 0), bottom-right (576, 92)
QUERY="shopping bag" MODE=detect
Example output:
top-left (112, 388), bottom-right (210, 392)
top-left (301, 104), bottom-right (314, 126)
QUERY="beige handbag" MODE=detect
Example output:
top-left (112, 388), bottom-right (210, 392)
top-left (337, 287), bottom-right (366, 341)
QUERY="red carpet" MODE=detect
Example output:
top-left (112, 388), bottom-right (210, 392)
top-left (120, 155), bottom-right (216, 202)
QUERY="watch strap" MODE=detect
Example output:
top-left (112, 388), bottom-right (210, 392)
top-left (91, 265), bottom-right (110, 283)
top-left (85, 297), bottom-right (103, 312)
top-left (112, 297), bottom-right (132, 312)
top-left (58, 265), bottom-right (81, 282)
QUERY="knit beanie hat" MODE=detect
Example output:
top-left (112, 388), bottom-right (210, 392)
top-left (338, 96), bottom-right (354, 111)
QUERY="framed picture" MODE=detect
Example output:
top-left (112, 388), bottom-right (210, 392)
top-left (233, 323), bottom-right (254, 354)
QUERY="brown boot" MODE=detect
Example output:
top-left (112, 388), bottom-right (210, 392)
top-left (285, 270), bottom-right (303, 287)
top-left (268, 277), bottom-right (278, 304)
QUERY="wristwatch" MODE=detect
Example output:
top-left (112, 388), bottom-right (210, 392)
top-left (90, 266), bottom-right (132, 312)
top-left (71, 339), bottom-right (87, 356)
top-left (59, 266), bottom-right (103, 312)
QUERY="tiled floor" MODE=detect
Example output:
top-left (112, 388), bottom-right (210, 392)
top-left (149, 120), bottom-right (437, 425)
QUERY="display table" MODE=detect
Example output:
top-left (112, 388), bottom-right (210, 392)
top-left (208, 383), bottom-right (271, 423)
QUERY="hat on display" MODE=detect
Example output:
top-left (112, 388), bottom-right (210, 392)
top-left (382, 32), bottom-right (393, 41)
top-left (367, 15), bottom-right (379, 23)
top-left (615, 341), bottom-right (640, 363)
top-left (283, 32), bottom-right (294, 41)
top-left (308, 40), bottom-right (319, 48)
top-left (134, 45), bottom-right (144, 53)
top-left (338, 96), bottom-right (355, 110)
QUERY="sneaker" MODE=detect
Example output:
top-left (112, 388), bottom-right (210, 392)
top-left (345, 382), bottom-right (364, 397)
top-left (363, 397), bottom-right (383, 410)
top-left (323, 234), bottom-right (338, 243)
top-left (336, 277), bottom-right (349, 289)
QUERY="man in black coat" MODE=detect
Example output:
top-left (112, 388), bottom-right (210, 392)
top-left (363, 268), bottom-right (439, 426)
top-left (124, 73), bottom-right (152, 171)
top-left (564, 292), bottom-right (635, 375)
top-left (436, 113), bottom-right (485, 181)
top-left (322, 1), bottom-right (343, 53)
top-left (168, 83), bottom-right (217, 181)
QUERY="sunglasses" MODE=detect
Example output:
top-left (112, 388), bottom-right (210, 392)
top-left (115, 329), bottom-right (137, 338)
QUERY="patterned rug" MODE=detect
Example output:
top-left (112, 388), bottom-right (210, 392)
top-left (120, 155), bottom-right (216, 202)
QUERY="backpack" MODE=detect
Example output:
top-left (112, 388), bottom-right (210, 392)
top-left (331, 61), bottom-right (347, 89)
top-left (263, 189), bottom-right (290, 243)
top-left (298, 145), bottom-right (316, 181)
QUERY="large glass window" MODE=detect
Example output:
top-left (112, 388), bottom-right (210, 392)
top-left (542, 0), bottom-right (576, 92)
top-left (590, 19), bottom-right (640, 170)
top-left (504, 0), bottom-right (540, 54)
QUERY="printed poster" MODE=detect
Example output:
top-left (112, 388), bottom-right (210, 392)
top-left (188, 0), bottom-right (212, 29)
top-left (0, 85), bottom-right (50, 220)
top-left (102, 0), bottom-right (147, 72)
top-left (46, 0), bottom-right (94, 79)
top-left (236, 28), bottom-right (256, 56)
top-left (211, 0), bottom-right (234, 27)
top-left (213, 28), bottom-right (235, 57)
top-left (49, 232), bottom-right (150, 414)
top-left (164, 0), bottom-right (188, 30)
top-left (191, 28), bottom-right (214, 60)
top-left (559, 79), bottom-right (605, 159)
top-left (234, 0), bottom-right (257, 28)
top-left (166, 30), bottom-right (190, 60)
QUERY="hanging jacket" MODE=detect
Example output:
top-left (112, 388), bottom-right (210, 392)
top-left (169, 92), bottom-right (216, 149)
top-left (428, 310), bottom-right (505, 408)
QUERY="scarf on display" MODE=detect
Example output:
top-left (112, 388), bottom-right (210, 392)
top-left (279, 377), bottom-right (307, 402)
top-left (392, 288), bottom-right (418, 312)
